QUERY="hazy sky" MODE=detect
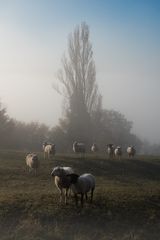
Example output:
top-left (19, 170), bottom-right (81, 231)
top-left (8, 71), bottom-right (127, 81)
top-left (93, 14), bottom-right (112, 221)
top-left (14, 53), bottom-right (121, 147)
top-left (0, 0), bottom-right (160, 143)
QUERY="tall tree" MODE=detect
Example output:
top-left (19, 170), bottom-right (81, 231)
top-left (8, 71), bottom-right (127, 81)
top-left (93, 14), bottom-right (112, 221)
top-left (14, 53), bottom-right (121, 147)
top-left (53, 22), bottom-right (142, 152)
top-left (55, 22), bottom-right (101, 143)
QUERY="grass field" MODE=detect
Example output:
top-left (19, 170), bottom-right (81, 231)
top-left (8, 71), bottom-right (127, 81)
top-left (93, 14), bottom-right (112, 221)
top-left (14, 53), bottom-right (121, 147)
top-left (0, 150), bottom-right (160, 240)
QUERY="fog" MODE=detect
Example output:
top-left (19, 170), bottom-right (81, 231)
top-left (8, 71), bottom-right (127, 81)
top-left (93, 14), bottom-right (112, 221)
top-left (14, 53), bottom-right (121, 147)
top-left (0, 0), bottom-right (160, 143)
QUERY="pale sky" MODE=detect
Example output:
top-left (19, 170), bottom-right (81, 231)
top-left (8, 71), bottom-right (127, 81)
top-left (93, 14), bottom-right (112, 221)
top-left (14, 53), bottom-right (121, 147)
top-left (0, 0), bottom-right (160, 143)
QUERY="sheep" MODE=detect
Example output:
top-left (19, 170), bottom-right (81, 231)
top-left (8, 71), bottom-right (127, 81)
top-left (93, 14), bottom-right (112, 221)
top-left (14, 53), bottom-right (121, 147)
top-left (91, 143), bottom-right (98, 153)
top-left (51, 166), bottom-right (74, 204)
top-left (68, 173), bottom-right (95, 207)
top-left (114, 146), bottom-right (122, 160)
top-left (127, 146), bottom-right (136, 158)
top-left (42, 141), bottom-right (48, 150)
top-left (73, 141), bottom-right (85, 157)
top-left (43, 142), bottom-right (56, 160)
top-left (107, 144), bottom-right (115, 159)
top-left (26, 153), bottom-right (39, 175)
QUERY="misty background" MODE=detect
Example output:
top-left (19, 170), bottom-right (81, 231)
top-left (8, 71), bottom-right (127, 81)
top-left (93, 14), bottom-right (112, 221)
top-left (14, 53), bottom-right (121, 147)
top-left (0, 0), bottom-right (160, 153)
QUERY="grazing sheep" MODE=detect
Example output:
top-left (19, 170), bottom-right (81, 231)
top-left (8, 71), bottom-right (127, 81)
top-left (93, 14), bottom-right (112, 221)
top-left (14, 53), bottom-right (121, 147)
top-left (127, 146), bottom-right (136, 158)
top-left (68, 173), bottom-right (95, 207)
top-left (26, 153), bottom-right (39, 175)
top-left (91, 143), bottom-right (98, 153)
top-left (107, 144), bottom-right (115, 159)
top-left (73, 141), bottom-right (85, 154)
top-left (51, 166), bottom-right (74, 204)
top-left (43, 142), bottom-right (56, 160)
top-left (114, 146), bottom-right (122, 160)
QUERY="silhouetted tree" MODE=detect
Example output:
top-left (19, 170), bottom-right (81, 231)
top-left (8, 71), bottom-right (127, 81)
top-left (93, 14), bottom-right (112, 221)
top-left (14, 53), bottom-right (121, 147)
top-left (0, 102), bottom-right (14, 148)
top-left (55, 22), bottom-right (101, 145)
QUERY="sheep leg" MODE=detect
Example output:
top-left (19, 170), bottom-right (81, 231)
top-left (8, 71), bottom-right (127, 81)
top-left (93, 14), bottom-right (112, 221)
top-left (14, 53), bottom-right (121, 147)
top-left (65, 188), bottom-right (68, 205)
top-left (59, 190), bottom-right (63, 203)
top-left (90, 189), bottom-right (94, 203)
top-left (81, 193), bottom-right (84, 207)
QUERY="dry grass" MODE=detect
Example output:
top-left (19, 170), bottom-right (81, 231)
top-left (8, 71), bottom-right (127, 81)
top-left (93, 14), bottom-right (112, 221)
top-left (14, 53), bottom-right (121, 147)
top-left (0, 150), bottom-right (160, 239)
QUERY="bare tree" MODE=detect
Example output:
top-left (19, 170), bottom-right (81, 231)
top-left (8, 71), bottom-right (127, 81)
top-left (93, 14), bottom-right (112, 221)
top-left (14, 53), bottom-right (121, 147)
top-left (52, 23), bottom-right (142, 151)
top-left (55, 22), bottom-right (101, 117)
top-left (54, 22), bottom-right (101, 144)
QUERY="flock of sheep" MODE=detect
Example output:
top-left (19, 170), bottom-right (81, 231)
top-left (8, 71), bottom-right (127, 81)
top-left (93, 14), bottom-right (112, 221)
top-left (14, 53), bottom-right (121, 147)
top-left (107, 144), bottom-right (136, 160)
top-left (25, 142), bottom-right (136, 207)
top-left (73, 141), bottom-right (136, 159)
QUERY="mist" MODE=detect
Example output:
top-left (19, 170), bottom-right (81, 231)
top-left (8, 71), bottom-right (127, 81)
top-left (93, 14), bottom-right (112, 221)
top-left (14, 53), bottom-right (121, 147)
top-left (0, 0), bottom-right (160, 144)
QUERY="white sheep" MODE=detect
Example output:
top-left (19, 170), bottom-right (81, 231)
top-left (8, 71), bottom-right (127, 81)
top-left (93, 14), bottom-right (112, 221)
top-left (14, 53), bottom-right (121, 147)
top-left (114, 146), bottom-right (122, 160)
top-left (73, 141), bottom-right (85, 154)
top-left (51, 166), bottom-right (74, 204)
top-left (107, 144), bottom-right (115, 159)
top-left (68, 173), bottom-right (95, 207)
top-left (127, 146), bottom-right (136, 158)
top-left (43, 142), bottom-right (56, 160)
top-left (91, 143), bottom-right (98, 153)
top-left (26, 153), bottom-right (39, 175)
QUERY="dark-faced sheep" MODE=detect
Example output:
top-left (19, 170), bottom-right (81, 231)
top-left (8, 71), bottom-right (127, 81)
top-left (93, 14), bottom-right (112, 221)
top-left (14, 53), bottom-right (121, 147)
top-left (73, 141), bottom-right (85, 154)
top-left (51, 166), bottom-right (74, 204)
top-left (127, 146), bottom-right (136, 158)
top-left (68, 173), bottom-right (95, 207)
top-left (107, 144), bottom-right (115, 159)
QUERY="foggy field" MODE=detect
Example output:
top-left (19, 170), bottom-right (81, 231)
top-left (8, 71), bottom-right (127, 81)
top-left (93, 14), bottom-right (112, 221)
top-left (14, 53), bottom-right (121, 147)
top-left (0, 151), bottom-right (160, 240)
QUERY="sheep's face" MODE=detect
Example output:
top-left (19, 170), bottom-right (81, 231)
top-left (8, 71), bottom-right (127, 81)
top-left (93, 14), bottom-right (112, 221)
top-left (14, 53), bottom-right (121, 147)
top-left (32, 155), bottom-right (38, 161)
top-left (67, 173), bottom-right (79, 184)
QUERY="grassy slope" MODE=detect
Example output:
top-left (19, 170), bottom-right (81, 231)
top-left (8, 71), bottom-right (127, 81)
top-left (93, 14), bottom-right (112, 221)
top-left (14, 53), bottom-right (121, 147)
top-left (0, 150), bottom-right (160, 240)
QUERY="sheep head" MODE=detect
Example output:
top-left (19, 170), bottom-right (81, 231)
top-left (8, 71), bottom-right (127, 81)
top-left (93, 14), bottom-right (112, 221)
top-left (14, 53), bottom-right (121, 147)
top-left (67, 173), bottom-right (79, 184)
top-left (51, 166), bottom-right (65, 177)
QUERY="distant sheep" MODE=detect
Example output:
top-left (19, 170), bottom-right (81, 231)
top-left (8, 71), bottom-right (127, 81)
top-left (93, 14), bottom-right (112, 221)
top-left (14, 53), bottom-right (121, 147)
top-left (42, 141), bottom-right (47, 150)
top-left (73, 141), bottom-right (85, 154)
top-left (26, 153), bottom-right (39, 175)
top-left (91, 143), bottom-right (98, 153)
top-left (68, 173), bottom-right (95, 207)
top-left (127, 146), bottom-right (136, 158)
top-left (51, 166), bottom-right (74, 204)
top-left (114, 146), bottom-right (122, 160)
top-left (107, 144), bottom-right (115, 159)
top-left (43, 142), bottom-right (56, 160)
